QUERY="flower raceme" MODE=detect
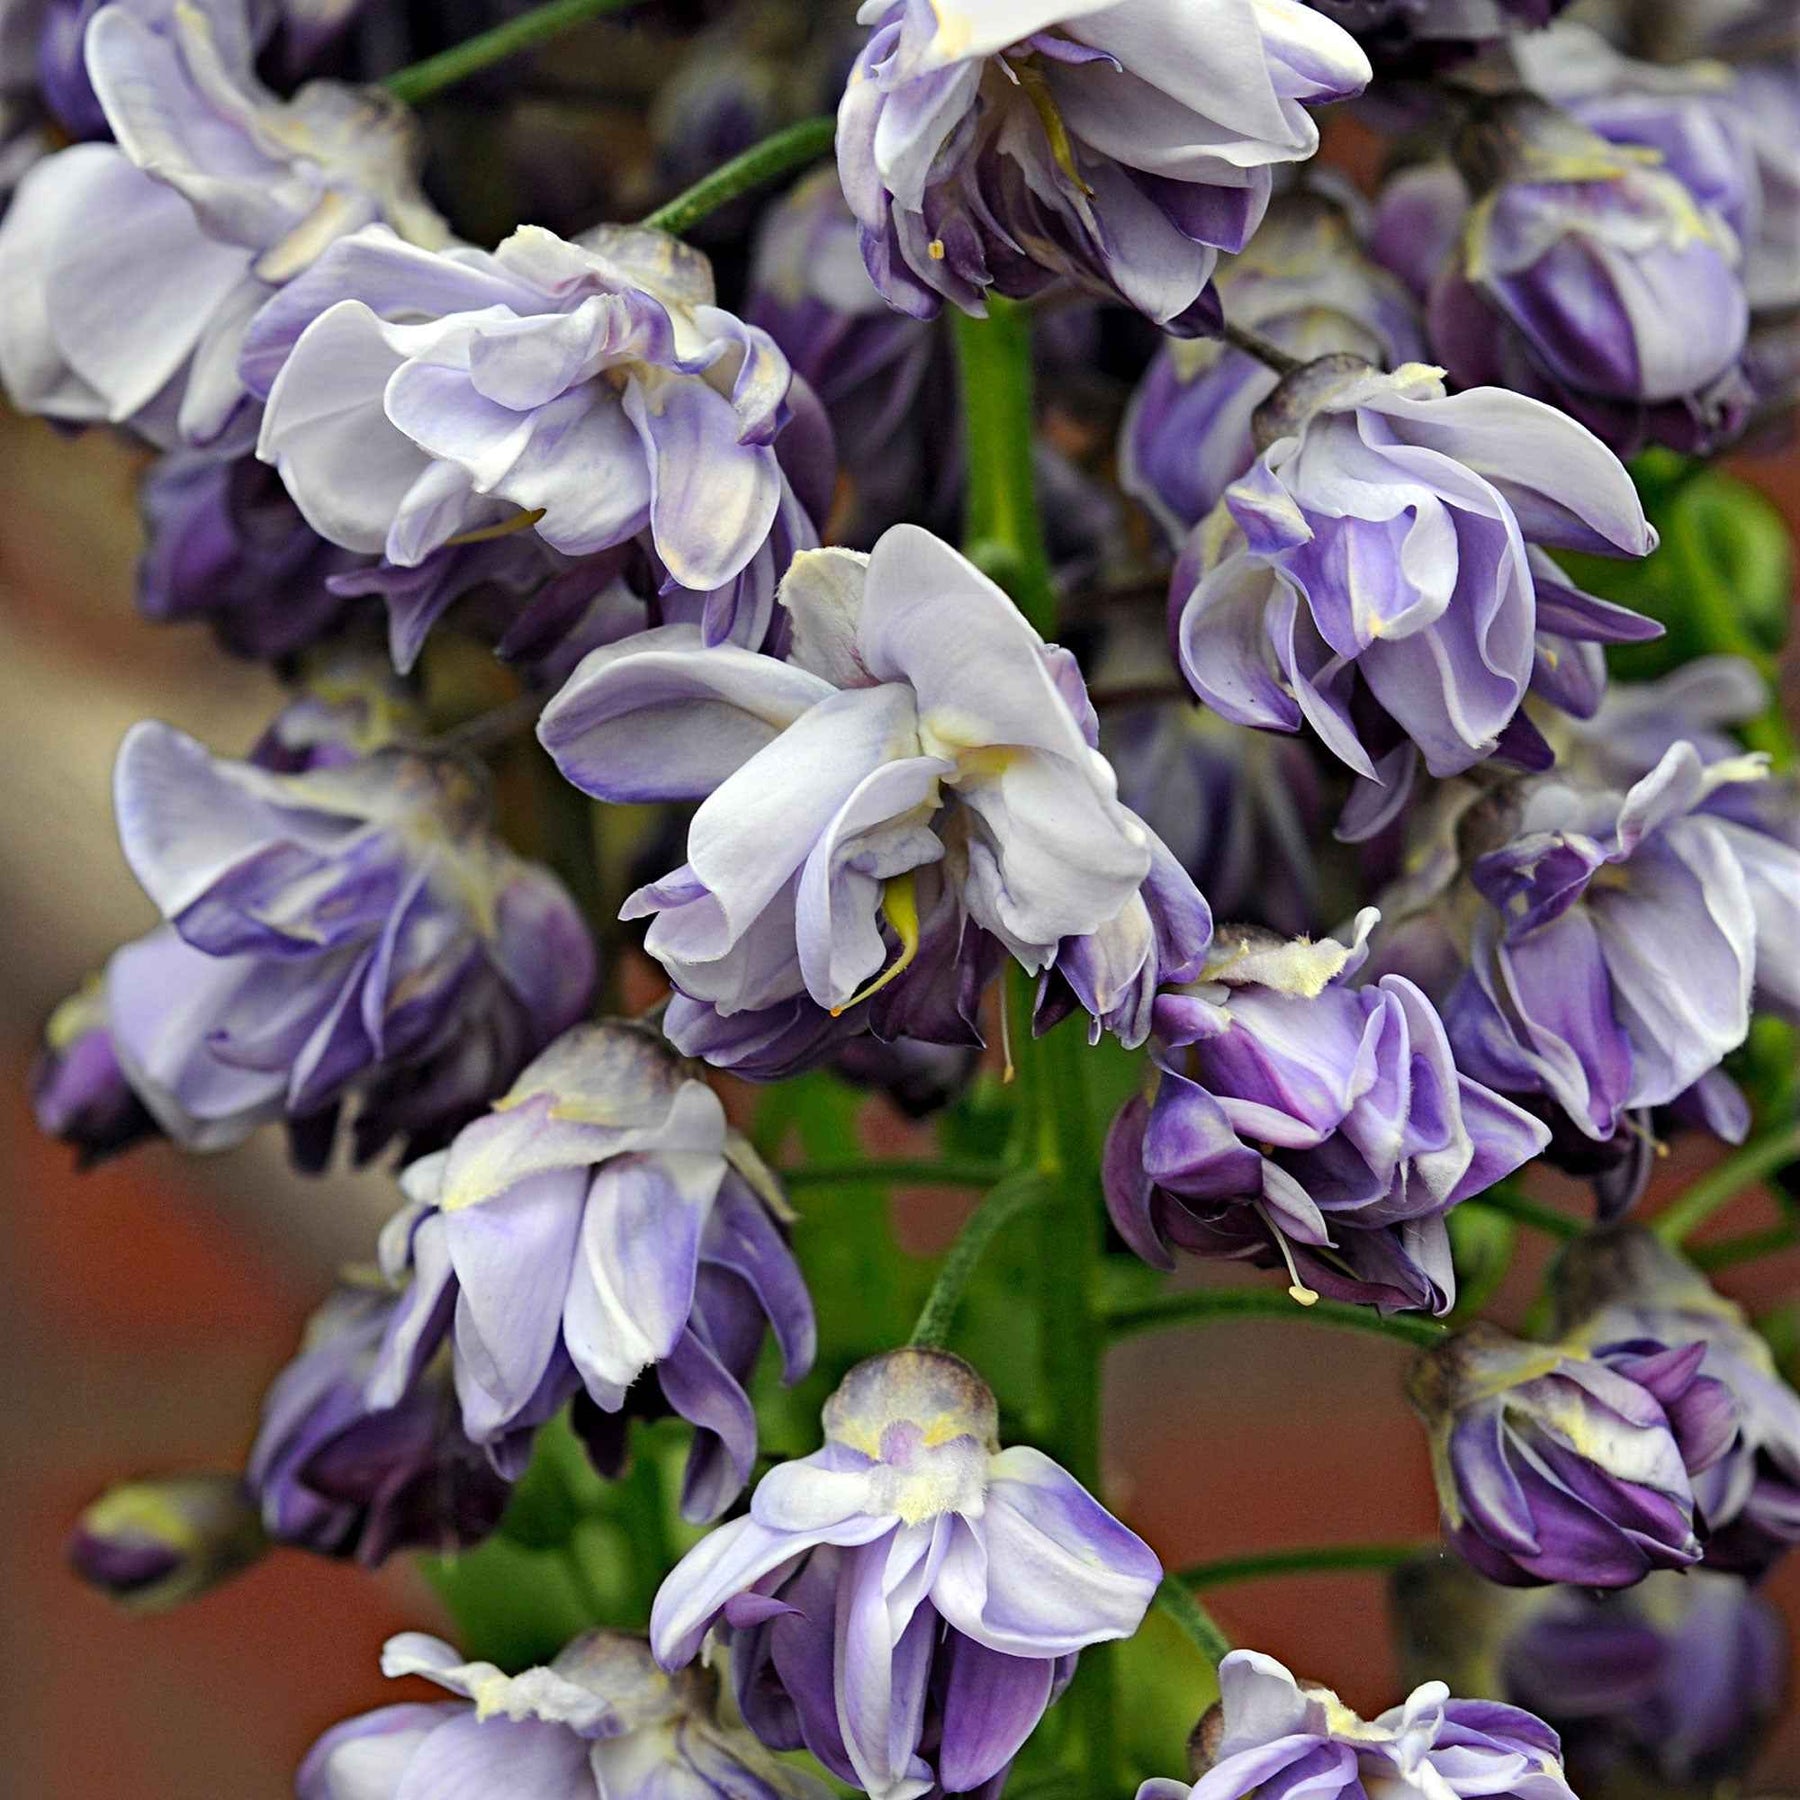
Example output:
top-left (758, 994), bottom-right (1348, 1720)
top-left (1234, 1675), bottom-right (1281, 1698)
top-left (0, 0), bottom-right (447, 450)
top-left (837, 0), bottom-right (1372, 331)
top-left (299, 1631), bottom-right (829, 1800)
top-left (102, 712), bottom-right (595, 1167)
top-left (650, 1348), bottom-right (1162, 1800)
top-left (539, 524), bottom-right (1208, 1065)
top-left (1104, 910), bottom-right (1548, 1315)
top-left (1169, 358), bottom-right (1660, 810)
top-left (369, 1023), bottom-right (815, 1522)
top-left (1138, 1647), bottom-right (1579, 1800)
top-left (243, 219), bottom-right (829, 650)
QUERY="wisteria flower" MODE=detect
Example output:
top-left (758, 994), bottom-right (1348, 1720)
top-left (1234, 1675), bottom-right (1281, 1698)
top-left (248, 1277), bottom-right (512, 1566)
top-left (1444, 742), bottom-right (1800, 1148)
top-left (651, 1348), bottom-right (1160, 1800)
top-left (299, 1630), bottom-right (830, 1800)
top-left (837, 0), bottom-right (1371, 331)
top-left (244, 220), bottom-right (826, 649)
top-left (103, 715), bottom-right (594, 1166)
top-left (1105, 910), bottom-right (1547, 1315)
top-left (1554, 1226), bottom-right (1800, 1575)
top-left (0, 0), bottom-right (446, 449)
top-left (1409, 1321), bottom-right (1737, 1587)
top-left (1170, 358), bottom-right (1659, 796)
top-left (370, 1022), bottom-right (815, 1520)
top-left (32, 976), bottom-right (157, 1165)
top-left (1139, 1646), bottom-right (1578, 1800)
top-left (67, 1474), bottom-right (265, 1612)
top-left (541, 526), bottom-right (1198, 1058)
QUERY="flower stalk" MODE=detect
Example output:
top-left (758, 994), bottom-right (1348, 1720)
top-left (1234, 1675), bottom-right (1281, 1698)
top-left (1106, 1287), bottom-right (1449, 1351)
top-left (640, 116), bottom-right (837, 237)
top-left (385, 0), bottom-right (637, 106)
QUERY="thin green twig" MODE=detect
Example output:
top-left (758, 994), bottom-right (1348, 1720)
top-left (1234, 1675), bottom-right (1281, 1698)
top-left (1466, 1187), bottom-right (1581, 1240)
top-left (386, 0), bottom-right (635, 105)
top-left (640, 116), bottom-right (836, 236)
top-left (1155, 1576), bottom-right (1233, 1667)
top-left (1179, 1542), bottom-right (1439, 1589)
top-left (1105, 1285), bottom-right (1447, 1351)
top-left (1654, 1121), bottom-right (1800, 1245)
top-left (910, 1170), bottom-right (1049, 1350)
top-left (778, 1159), bottom-right (1005, 1189)
top-left (1694, 1221), bottom-right (1800, 1272)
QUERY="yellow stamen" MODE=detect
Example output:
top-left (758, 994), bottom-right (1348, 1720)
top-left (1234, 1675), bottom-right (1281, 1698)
top-left (446, 508), bottom-right (548, 547)
top-left (831, 872), bottom-right (922, 1015)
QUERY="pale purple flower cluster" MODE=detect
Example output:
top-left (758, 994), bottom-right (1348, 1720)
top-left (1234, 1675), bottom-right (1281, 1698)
top-left (651, 1349), bottom-right (1161, 1800)
top-left (1105, 911), bottom-right (1547, 1314)
top-left (837, 0), bottom-right (1372, 332)
top-left (370, 1023), bottom-right (815, 1519)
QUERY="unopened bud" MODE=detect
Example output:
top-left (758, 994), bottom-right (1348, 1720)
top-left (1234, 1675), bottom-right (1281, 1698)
top-left (67, 1474), bottom-right (265, 1611)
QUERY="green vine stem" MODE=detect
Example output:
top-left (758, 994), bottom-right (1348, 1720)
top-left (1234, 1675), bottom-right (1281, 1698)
top-left (950, 302), bottom-right (1058, 637)
top-left (1465, 1185), bottom-right (1580, 1240)
top-left (386, 0), bottom-right (636, 105)
top-left (910, 1171), bottom-right (1049, 1350)
top-left (1654, 1120), bottom-right (1800, 1245)
top-left (1695, 1221), bottom-right (1800, 1272)
top-left (1154, 1576), bottom-right (1233, 1667)
top-left (1178, 1541), bottom-right (1439, 1589)
top-left (640, 116), bottom-right (836, 236)
top-left (1105, 1286), bottom-right (1447, 1351)
top-left (780, 1158), bottom-right (1005, 1189)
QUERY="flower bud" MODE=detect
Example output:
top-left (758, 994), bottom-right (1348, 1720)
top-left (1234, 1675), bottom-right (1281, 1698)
top-left (67, 1474), bottom-right (265, 1611)
top-left (31, 980), bottom-right (157, 1165)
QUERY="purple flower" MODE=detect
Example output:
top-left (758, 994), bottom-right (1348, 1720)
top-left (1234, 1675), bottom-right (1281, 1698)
top-left (1105, 911), bottom-right (1548, 1315)
top-left (1443, 742), bottom-right (1800, 1150)
top-left (1138, 1646), bottom-right (1577, 1800)
top-left (1427, 98), bottom-right (1752, 456)
top-left (1553, 1226), bottom-right (1800, 1576)
top-left (1170, 359), bottom-right (1658, 799)
top-left (102, 716), bottom-right (595, 1166)
top-left (299, 1630), bottom-right (830, 1800)
top-left (1498, 1569), bottom-right (1787, 1783)
top-left (1408, 1321), bottom-right (1738, 1587)
top-left (0, 0), bottom-right (446, 450)
top-left (1123, 189), bottom-right (1423, 541)
top-left (650, 1348), bottom-right (1160, 1800)
top-left (369, 1023), bottom-right (815, 1520)
top-left (541, 528), bottom-right (1201, 1060)
top-left (66, 1473), bottom-right (265, 1611)
top-left (31, 977), bottom-right (158, 1164)
top-left (1302, 0), bottom-right (1568, 70)
top-left (247, 1278), bottom-right (512, 1566)
top-left (244, 221), bottom-right (825, 650)
top-left (836, 0), bottom-right (1370, 332)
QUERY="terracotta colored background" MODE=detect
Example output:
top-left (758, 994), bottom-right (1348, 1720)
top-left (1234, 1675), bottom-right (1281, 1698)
top-left (2, 394), bottom-right (1796, 1787)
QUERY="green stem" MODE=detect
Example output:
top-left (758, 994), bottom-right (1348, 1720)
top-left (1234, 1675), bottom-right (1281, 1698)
top-left (1179, 1542), bottom-right (1436, 1589)
top-left (910, 1170), bottom-right (1049, 1350)
top-left (1694, 1222), bottom-right (1800, 1272)
top-left (1654, 1121), bottom-right (1800, 1245)
top-left (951, 302), bottom-right (1057, 636)
top-left (640, 116), bottom-right (836, 236)
top-left (1105, 1286), bottom-right (1446, 1351)
top-left (1466, 1186), bottom-right (1580, 1240)
top-left (779, 1158), bottom-right (1005, 1189)
top-left (385, 0), bottom-right (635, 105)
top-left (1155, 1576), bottom-right (1232, 1667)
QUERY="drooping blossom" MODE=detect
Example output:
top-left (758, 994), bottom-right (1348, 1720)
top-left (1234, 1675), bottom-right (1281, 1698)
top-left (836, 0), bottom-right (1371, 332)
top-left (66, 1474), bottom-right (266, 1611)
top-left (244, 220), bottom-right (830, 651)
top-left (1443, 742), bottom-right (1800, 1153)
top-left (1554, 1226), bottom-right (1800, 1575)
top-left (298, 1631), bottom-right (831, 1800)
top-left (1123, 189), bottom-right (1423, 541)
top-left (541, 527), bottom-right (1205, 1066)
top-left (368, 1023), bottom-right (815, 1520)
top-left (1303, 0), bottom-right (1569, 71)
top-left (248, 1277), bottom-right (513, 1566)
top-left (1408, 1321), bottom-right (1738, 1587)
top-left (1427, 97), bottom-right (1752, 456)
top-left (1137, 1646), bottom-right (1578, 1800)
top-left (1498, 1569), bottom-right (1787, 1784)
top-left (0, 0), bottom-right (447, 450)
top-left (1104, 910), bottom-right (1547, 1316)
top-left (1169, 358), bottom-right (1659, 815)
top-left (651, 1348), bottom-right (1160, 1800)
top-left (31, 976), bottom-right (158, 1164)
top-left (102, 712), bottom-right (595, 1167)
